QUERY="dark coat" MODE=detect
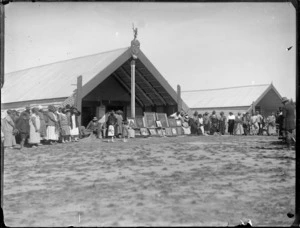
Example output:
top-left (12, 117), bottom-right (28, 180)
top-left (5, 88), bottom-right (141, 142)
top-left (283, 102), bottom-right (296, 130)
top-left (15, 111), bottom-right (30, 135)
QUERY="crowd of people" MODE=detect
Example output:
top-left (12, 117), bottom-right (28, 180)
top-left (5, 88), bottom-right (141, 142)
top-left (1, 104), bottom-right (81, 150)
top-left (1, 97), bottom-right (295, 150)
top-left (172, 96), bottom-right (295, 149)
top-left (171, 110), bottom-right (279, 136)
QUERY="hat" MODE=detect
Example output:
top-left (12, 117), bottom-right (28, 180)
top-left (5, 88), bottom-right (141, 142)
top-left (205, 112), bottom-right (209, 115)
top-left (38, 105), bottom-right (43, 110)
top-left (282, 97), bottom-right (289, 103)
top-left (93, 117), bottom-right (98, 121)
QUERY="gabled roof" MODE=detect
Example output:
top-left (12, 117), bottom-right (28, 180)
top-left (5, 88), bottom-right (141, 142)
top-left (2, 47), bottom-right (129, 103)
top-left (2, 47), bottom-right (190, 112)
top-left (181, 84), bottom-right (282, 109)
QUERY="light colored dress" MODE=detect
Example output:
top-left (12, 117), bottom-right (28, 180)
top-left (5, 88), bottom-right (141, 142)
top-left (234, 115), bottom-right (244, 135)
top-left (267, 115), bottom-right (277, 135)
top-left (59, 113), bottom-right (71, 136)
top-left (70, 114), bottom-right (79, 136)
top-left (2, 115), bottom-right (17, 147)
top-left (46, 112), bottom-right (59, 140)
top-left (29, 113), bottom-right (41, 144)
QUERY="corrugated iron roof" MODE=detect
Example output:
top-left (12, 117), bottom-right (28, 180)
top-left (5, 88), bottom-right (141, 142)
top-left (181, 84), bottom-right (272, 108)
top-left (2, 47), bottom-right (129, 103)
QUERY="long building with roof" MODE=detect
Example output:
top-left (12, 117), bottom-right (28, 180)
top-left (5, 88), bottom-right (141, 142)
top-left (1, 46), bottom-right (190, 126)
top-left (181, 83), bottom-right (283, 117)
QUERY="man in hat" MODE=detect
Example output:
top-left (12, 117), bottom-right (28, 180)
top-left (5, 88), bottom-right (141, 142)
top-left (282, 97), bottom-right (295, 149)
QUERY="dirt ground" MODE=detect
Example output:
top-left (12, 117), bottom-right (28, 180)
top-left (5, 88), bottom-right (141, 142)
top-left (3, 135), bottom-right (296, 227)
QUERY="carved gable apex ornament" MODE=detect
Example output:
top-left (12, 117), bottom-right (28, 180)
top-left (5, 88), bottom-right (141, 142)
top-left (131, 24), bottom-right (140, 59)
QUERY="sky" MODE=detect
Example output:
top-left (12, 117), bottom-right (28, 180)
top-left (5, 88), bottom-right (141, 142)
top-left (4, 2), bottom-right (296, 100)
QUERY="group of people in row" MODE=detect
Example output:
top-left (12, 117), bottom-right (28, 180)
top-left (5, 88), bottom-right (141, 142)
top-left (1, 97), bottom-right (295, 149)
top-left (171, 110), bottom-right (278, 136)
top-left (1, 104), bottom-right (81, 149)
top-left (172, 96), bottom-right (295, 148)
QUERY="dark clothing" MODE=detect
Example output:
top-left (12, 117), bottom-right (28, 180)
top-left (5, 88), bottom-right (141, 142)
top-left (209, 114), bottom-right (219, 135)
top-left (283, 102), bottom-right (296, 131)
top-left (15, 111), bottom-right (30, 135)
top-left (228, 119), bottom-right (235, 135)
top-left (219, 116), bottom-right (226, 135)
top-left (203, 116), bottom-right (210, 132)
top-left (188, 118), bottom-right (198, 135)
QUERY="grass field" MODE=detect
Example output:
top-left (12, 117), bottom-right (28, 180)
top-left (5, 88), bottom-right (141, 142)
top-left (3, 135), bottom-right (295, 226)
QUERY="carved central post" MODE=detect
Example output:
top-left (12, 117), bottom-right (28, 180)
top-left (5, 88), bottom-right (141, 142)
top-left (131, 59), bottom-right (136, 118)
top-left (130, 24), bottom-right (140, 118)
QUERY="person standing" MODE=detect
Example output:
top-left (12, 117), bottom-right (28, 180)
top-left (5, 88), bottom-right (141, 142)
top-left (203, 112), bottom-right (210, 135)
top-left (46, 105), bottom-right (59, 144)
top-left (115, 110), bottom-right (124, 138)
top-left (266, 112), bottom-right (277, 136)
top-left (219, 111), bottom-right (226, 135)
top-left (227, 112), bottom-right (235, 135)
top-left (242, 112), bottom-right (251, 135)
top-left (59, 108), bottom-right (71, 143)
top-left (197, 113), bottom-right (205, 135)
top-left (234, 112), bottom-right (244, 135)
top-left (282, 97), bottom-right (296, 149)
top-left (276, 107), bottom-right (284, 139)
top-left (2, 110), bottom-right (17, 149)
top-left (106, 111), bottom-right (117, 142)
top-left (209, 111), bottom-right (219, 135)
top-left (37, 105), bottom-right (47, 142)
top-left (256, 111), bottom-right (263, 135)
top-left (15, 106), bottom-right (31, 150)
top-left (70, 106), bottom-right (81, 142)
top-left (28, 108), bottom-right (41, 148)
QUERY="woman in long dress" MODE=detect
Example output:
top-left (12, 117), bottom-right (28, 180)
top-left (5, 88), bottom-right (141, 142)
top-left (209, 111), bottom-right (219, 135)
top-left (46, 105), bottom-right (59, 144)
top-left (234, 112), bottom-right (244, 135)
top-left (28, 108), bottom-right (41, 147)
top-left (37, 106), bottom-right (47, 141)
top-left (267, 112), bottom-right (277, 136)
top-left (2, 110), bottom-right (17, 149)
top-left (227, 112), bottom-right (235, 135)
top-left (70, 106), bottom-right (81, 142)
top-left (115, 110), bottom-right (123, 138)
top-left (219, 111), bottom-right (226, 135)
top-left (59, 108), bottom-right (71, 143)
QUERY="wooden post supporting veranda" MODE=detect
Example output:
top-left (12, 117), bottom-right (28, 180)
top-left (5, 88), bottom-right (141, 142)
top-left (131, 60), bottom-right (136, 118)
top-left (76, 76), bottom-right (83, 129)
top-left (177, 85), bottom-right (182, 112)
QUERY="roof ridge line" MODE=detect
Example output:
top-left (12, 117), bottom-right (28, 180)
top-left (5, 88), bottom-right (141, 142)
top-left (181, 84), bottom-right (270, 92)
top-left (5, 46), bottom-right (130, 74)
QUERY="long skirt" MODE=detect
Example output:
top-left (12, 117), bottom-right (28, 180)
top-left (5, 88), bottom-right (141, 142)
top-left (268, 124), bottom-right (277, 135)
top-left (228, 120), bottom-right (235, 134)
top-left (234, 123), bottom-right (244, 135)
top-left (39, 120), bottom-right (47, 138)
top-left (46, 126), bottom-right (58, 140)
top-left (116, 124), bottom-right (123, 136)
top-left (61, 125), bottom-right (71, 136)
top-left (29, 122), bottom-right (41, 144)
top-left (108, 125), bottom-right (115, 137)
top-left (70, 127), bottom-right (79, 136)
top-left (3, 130), bottom-right (16, 147)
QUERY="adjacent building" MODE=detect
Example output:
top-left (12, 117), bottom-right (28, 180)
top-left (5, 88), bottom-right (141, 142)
top-left (181, 83), bottom-right (284, 117)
